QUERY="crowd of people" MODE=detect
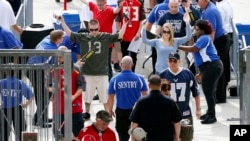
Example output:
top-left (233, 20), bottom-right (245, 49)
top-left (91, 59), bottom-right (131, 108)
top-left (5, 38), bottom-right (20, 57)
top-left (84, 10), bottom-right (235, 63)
top-left (0, 0), bottom-right (234, 140)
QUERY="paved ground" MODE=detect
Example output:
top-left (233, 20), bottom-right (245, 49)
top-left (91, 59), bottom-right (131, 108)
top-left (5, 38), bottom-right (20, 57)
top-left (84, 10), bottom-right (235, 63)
top-left (22, 0), bottom-right (249, 140)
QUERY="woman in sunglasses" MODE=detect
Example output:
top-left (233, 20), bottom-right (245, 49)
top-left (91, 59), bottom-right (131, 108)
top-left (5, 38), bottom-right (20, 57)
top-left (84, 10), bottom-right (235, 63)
top-left (178, 19), bottom-right (223, 124)
top-left (141, 12), bottom-right (192, 74)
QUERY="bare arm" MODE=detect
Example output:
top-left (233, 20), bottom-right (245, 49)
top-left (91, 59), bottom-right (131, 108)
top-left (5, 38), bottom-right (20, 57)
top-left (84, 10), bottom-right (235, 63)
top-left (173, 122), bottom-right (181, 141)
top-left (145, 22), bottom-right (153, 31)
top-left (118, 19), bottom-right (128, 39)
top-left (107, 94), bottom-right (115, 117)
top-left (195, 95), bottom-right (201, 119)
top-left (155, 25), bottom-right (162, 36)
top-left (60, 16), bottom-right (72, 37)
top-left (210, 30), bottom-right (215, 41)
top-left (72, 89), bottom-right (83, 101)
top-left (21, 96), bottom-right (34, 108)
top-left (12, 24), bottom-right (23, 34)
top-left (178, 45), bottom-right (199, 52)
top-left (130, 122), bottom-right (139, 141)
top-left (113, 0), bottom-right (123, 14)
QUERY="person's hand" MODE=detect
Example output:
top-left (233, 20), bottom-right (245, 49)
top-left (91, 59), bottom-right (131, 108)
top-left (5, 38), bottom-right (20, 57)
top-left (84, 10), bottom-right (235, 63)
top-left (196, 109), bottom-right (201, 119)
top-left (195, 73), bottom-right (202, 84)
top-left (134, 32), bottom-right (140, 41)
top-left (108, 110), bottom-right (116, 118)
top-left (76, 60), bottom-right (85, 67)
top-left (183, 12), bottom-right (190, 24)
top-left (53, 14), bottom-right (64, 23)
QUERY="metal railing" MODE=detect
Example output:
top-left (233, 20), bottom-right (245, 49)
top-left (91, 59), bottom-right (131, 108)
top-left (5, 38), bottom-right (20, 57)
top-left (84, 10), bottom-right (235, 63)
top-left (0, 49), bottom-right (73, 141)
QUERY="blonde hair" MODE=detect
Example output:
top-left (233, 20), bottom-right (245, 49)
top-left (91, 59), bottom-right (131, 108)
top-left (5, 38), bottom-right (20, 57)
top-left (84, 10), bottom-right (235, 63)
top-left (162, 23), bottom-right (174, 46)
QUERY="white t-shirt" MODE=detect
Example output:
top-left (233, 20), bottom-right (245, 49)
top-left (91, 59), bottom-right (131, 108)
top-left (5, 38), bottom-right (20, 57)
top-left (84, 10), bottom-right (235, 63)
top-left (216, 0), bottom-right (233, 33)
top-left (0, 0), bottom-right (16, 30)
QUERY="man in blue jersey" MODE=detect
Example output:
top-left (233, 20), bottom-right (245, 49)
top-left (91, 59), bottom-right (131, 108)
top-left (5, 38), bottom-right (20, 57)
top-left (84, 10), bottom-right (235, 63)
top-left (197, 0), bottom-right (231, 103)
top-left (0, 26), bottom-right (23, 64)
top-left (107, 56), bottom-right (148, 141)
top-left (156, 0), bottom-right (186, 37)
top-left (0, 66), bottom-right (34, 141)
top-left (27, 30), bottom-right (64, 128)
top-left (159, 52), bottom-right (201, 141)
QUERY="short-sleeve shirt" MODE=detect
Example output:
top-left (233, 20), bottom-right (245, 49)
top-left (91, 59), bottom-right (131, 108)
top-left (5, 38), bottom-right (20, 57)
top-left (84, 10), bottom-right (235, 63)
top-left (59, 34), bottom-right (81, 63)
top-left (78, 124), bottom-right (117, 141)
top-left (201, 2), bottom-right (225, 39)
top-left (118, 0), bottom-right (146, 41)
top-left (0, 26), bottom-right (23, 49)
top-left (193, 35), bottom-right (220, 67)
top-left (157, 12), bottom-right (186, 37)
top-left (0, 76), bottom-right (34, 108)
top-left (129, 90), bottom-right (182, 141)
top-left (159, 67), bottom-right (200, 118)
top-left (51, 66), bottom-right (85, 114)
top-left (27, 36), bottom-right (58, 64)
top-left (70, 32), bottom-right (120, 75)
top-left (89, 1), bottom-right (116, 33)
top-left (108, 70), bottom-right (148, 109)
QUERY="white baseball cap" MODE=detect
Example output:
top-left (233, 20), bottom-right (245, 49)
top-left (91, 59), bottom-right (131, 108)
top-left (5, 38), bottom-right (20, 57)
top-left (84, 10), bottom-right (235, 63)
top-left (128, 127), bottom-right (147, 141)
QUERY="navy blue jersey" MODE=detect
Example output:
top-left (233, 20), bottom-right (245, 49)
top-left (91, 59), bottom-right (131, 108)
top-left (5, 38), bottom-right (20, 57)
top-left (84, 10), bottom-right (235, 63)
top-left (0, 76), bottom-right (34, 108)
top-left (159, 67), bottom-right (199, 118)
top-left (157, 12), bottom-right (186, 37)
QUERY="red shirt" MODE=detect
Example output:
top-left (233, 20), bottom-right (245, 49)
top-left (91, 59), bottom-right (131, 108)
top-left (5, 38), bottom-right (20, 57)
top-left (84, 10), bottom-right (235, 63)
top-left (51, 68), bottom-right (84, 114)
top-left (119, 0), bottom-right (145, 41)
top-left (78, 124), bottom-right (117, 141)
top-left (89, 2), bottom-right (116, 33)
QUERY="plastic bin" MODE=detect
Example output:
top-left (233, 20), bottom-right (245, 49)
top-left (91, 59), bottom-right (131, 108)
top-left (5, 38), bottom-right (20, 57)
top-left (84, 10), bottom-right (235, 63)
top-left (235, 23), bottom-right (250, 46)
top-left (53, 10), bottom-right (81, 32)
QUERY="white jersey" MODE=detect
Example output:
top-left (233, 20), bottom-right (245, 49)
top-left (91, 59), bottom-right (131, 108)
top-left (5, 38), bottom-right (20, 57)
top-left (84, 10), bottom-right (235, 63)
top-left (0, 0), bottom-right (16, 30)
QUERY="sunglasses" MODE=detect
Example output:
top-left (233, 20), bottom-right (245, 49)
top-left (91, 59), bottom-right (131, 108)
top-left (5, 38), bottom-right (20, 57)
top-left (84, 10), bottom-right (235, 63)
top-left (182, 0), bottom-right (188, 2)
top-left (162, 30), bottom-right (171, 34)
top-left (168, 59), bottom-right (178, 63)
top-left (89, 28), bottom-right (99, 32)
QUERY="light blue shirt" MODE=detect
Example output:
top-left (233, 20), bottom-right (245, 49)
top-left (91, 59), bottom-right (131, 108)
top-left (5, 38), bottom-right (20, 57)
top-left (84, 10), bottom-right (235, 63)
top-left (142, 24), bottom-right (192, 73)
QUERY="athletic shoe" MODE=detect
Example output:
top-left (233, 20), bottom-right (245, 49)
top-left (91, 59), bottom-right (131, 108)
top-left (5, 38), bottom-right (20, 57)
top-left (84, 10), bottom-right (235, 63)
top-left (114, 63), bottom-right (121, 72)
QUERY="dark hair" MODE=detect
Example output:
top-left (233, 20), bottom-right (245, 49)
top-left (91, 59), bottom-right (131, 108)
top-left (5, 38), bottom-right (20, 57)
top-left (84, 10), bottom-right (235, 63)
top-left (161, 82), bottom-right (171, 91)
top-left (148, 75), bottom-right (161, 86)
top-left (195, 20), bottom-right (213, 34)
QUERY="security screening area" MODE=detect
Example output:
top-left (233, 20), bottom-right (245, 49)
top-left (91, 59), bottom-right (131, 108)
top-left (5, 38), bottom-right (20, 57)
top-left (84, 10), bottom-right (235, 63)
top-left (1, 0), bottom-right (250, 140)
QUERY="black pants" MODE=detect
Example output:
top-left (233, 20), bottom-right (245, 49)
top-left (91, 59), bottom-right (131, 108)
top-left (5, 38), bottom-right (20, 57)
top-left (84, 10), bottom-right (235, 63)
top-left (108, 47), bottom-right (113, 81)
top-left (26, 69), bottom-right (50, 125)
top-left (151, 47), bottom-right (157, 74)
top-left (115, 108), bottom-right (133, 141)
top-left (0, 105), bottom-right (26, 141)
top-left (121, 41), bottom-right (137, 72)
top-left (199, 60), bottom-right (223, 116)
top-left (214, 34), bottom-right (231, 102)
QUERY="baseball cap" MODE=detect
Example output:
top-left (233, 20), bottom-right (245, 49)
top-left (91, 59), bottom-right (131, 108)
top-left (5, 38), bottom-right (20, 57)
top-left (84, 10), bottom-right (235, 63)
top-left (128, 127), bottom-right (147, 141)
top-left (96, 110), bottom-right (113, 123)
top-left (168, 52), bottom-right (180, 60)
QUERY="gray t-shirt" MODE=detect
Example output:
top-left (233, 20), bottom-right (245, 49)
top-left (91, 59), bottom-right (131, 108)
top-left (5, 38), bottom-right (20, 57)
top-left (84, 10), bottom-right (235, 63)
top-left (71, 32), bottom-right (120, 75)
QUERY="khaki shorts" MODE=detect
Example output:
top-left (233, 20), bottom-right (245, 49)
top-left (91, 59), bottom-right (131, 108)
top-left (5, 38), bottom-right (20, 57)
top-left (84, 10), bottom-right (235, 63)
top-left (114, 42), bottom-right (121, 52)
top-left (180, 118), bottom-right (194, 141)
top-left (83, 75), bottom-right (109, 103)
